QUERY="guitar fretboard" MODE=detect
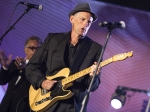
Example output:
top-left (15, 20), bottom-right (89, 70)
top-left (61, 57), bottom-right (113, 85)
top-left (61, 51), bottom-right (133, 85)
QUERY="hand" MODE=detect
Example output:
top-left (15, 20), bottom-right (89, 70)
top-left (0, 50), bottom-right (12, 69)
top-left (41, 79), bottom-right (57, 90)
top-left (14, 56), bottom-right (26, 70)
top-left (89, 62), bottom-right (100, 78)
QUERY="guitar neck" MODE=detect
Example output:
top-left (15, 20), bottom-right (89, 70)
top-left (61, 51), bottom-right (133, 86)
top-left (61, 57), bottom-right (113, 85)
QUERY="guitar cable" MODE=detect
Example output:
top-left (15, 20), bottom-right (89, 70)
top-left (16, 95), bottom-right (32, 112)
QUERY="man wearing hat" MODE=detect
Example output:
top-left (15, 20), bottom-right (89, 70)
top-left (26, 3), bottom-right (102, 112)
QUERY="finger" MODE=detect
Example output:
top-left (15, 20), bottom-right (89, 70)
top-left (52, 80), bottom-right (57, 83)
top-left (92, 66), bottom-right (100, 75)
top-left (96, 70), bottom-right (100, 75)
top-left (15, 56), bottom-right (20, 63)
top-left (47, 80), bottom-right (57, 85)
top-left (44, 82), bottom-right (53, 90)
top-left (19, 57), bottom-right (26, 65)
top-left (20, 57), bottom-right (24, 62)
top-left (96, 67), bottom-right (101, 74)
top-left (24, 57), bottom-right (27, 61)
top-left (15, 60), bottom-right (22, 67)
top-left (42, 80), bottom-right (57, 90)
top-left (8, 54), bottom-right (12, 62)
top-left (15, 57), bottom-right (22, 65)
top-left (42, 84), bottom-right (50, 90)
top-left (17, 57), bottom-right (22, 62)
top-left (8, 54), bottom-right (12, 59)
top-left (92, 65), bottom-right (96, 72)
top-left (94, 62), bottom-right (98, 65)
top-left (42, 83), bottom-right (49, 90)
top-left (14, 61), bottom-right (19, 67)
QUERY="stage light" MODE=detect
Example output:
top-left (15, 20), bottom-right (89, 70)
top-left (111, 93), bottom-right (126, 109)
top-left (111, 86), bottom-right (150, 111)
top-left (111, 86), bottom-right (126, 109)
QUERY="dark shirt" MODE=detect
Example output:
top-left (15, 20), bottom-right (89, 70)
top-left (68, 38), bottom-right (83, 68)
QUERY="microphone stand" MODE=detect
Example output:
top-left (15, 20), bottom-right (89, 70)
top-left (80, 27), bottom-right (114, 112)
top-left (146, 98), bottom-right (150, 112)
top-left (0, 7), bottom-right (31, 46)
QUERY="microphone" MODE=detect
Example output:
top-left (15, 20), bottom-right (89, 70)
top-left (98, 21), bottom-right (125, 29)
top-left (19, 2), bottom-right (43, 11)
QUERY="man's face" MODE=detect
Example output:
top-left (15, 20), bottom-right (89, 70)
top-left (70, 12), bottom-right (93, 37)
top-left (24, 40), bottom-right (40, 60)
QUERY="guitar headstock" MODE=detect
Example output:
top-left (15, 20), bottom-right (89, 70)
top-left (112, 51), bottom-right (133, 62)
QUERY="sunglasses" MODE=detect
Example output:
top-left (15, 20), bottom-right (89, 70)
top-left (26, 46), bottom-right (39, 51)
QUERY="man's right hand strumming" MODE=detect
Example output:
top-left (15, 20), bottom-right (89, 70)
top-left (41, 79), bottom-right (57, 90)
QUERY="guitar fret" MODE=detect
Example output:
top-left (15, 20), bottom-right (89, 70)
top-left (75, 73), bottom-right (79, 78)
top-left (70, 75), bottom-right (74, 81)
top-left (107, 58), bottom-right (112, 64)
top-left (100, 57), bottom-right (112, 67)
top-left (62, 67), bottom-right (91, 85)
top-left (68, 77), bottom-right (70, 82)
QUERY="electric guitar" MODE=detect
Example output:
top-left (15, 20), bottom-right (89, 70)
top-left (29, 51), bottom-right (133, 112)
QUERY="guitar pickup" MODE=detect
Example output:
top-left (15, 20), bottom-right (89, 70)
top-left (41, 89), bottom-right (49, 95)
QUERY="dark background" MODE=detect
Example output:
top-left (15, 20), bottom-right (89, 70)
top-left (97, 0), bottom-right (150, 12)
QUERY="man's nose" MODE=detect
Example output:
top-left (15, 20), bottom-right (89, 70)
top-left (84, 22), bottom-right (90, 28)
top-left (32, 49), bottom-right (37, 52)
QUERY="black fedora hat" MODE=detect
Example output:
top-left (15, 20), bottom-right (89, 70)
top-left (69, 3), bottom-right (98, 22)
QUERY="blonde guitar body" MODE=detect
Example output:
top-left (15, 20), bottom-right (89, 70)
top-left (29, 51), bottom-right (133, 112)
top-left (29, 68), bottom-right (73, 112)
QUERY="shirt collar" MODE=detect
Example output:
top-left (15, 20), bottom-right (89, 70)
top-left (26, 59), bottom-right (29, 64)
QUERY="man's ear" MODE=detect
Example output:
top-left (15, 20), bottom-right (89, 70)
top-left (24, 48), bottom-right (27, 54)
top-left (70, 15), bottom-right (74, 23)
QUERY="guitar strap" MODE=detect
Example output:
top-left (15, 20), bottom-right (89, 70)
top-left (70, 37), bottom-right (92, 74)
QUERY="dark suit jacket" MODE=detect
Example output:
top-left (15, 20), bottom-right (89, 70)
top-left (25, 32), bottom-right (102, 112)
top-left (0, 60), bottom-right (30, 112)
